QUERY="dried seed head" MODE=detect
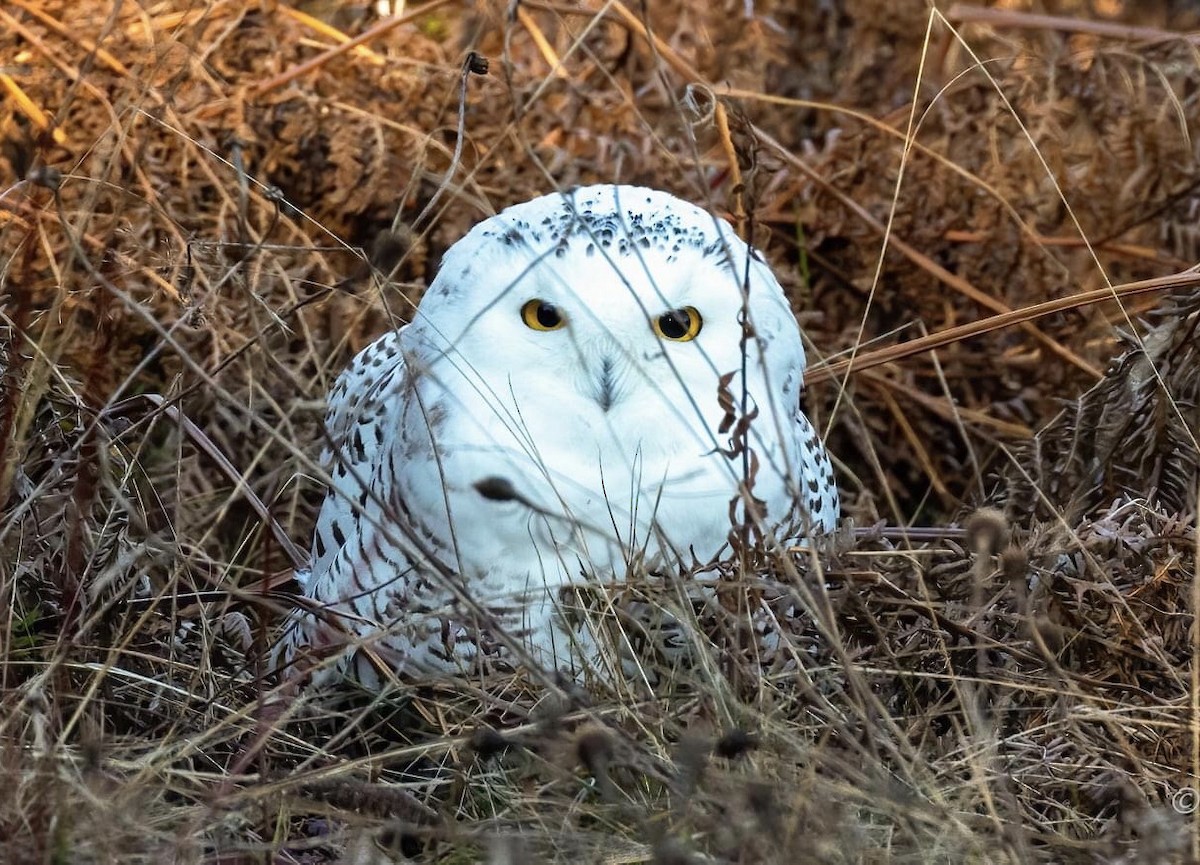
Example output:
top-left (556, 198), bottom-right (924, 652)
top-left (469, 726), bottom-right (510, 761)
top-left (574, 724), bottom-right (614, 775)
top-left (28, 165), bottom-right (61, 191)
top-left (467, 52), bottom-right (489, 75)
top-left (474, 476), bottom-right (519, 502)
top-left (965, 508), bottom-right (1010, 557)
top-left (999, 545), bottom-right (1029, 586)
top-left (714, 728), bottom-right (758, 760)
top-left (370, 227), bottom-right (413, 276)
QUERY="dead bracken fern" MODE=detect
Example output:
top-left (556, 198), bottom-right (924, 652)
top-left (2, 1), bottom-right (1200, 863)
top-left (993, 287), bottom-right (1200, 524)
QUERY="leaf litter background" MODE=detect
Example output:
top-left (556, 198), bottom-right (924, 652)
top-left (2, 0), bottom-right (1200, 862)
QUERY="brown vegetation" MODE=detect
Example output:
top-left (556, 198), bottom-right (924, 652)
top-left (2, 1), bottom-right (1199, 862)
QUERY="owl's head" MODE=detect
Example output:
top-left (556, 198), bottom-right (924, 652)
top-left (404, 185), bottom-right (807, 450)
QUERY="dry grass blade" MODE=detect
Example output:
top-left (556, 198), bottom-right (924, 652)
top-left (105, 393), bottom-right (307, 571)
top-left (0, 71), bottom-right (67, 145)
top-left (7, 0), bottom-right (130, 77)
top-left (252, 0), bottom-right (458, 94)
top-left (806, 268), bottom-right (1200, 385)
top-left (946, 3), bottom-right (1200, 43)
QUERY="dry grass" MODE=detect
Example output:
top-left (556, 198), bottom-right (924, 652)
top-left (2, 0), bottom-right (1200, 862)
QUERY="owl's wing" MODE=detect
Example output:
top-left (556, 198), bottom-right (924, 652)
top-left (276, 329), bottom-right (412, 686)
top-left (793, 408), bottom-right (839, 533)
top-left (321, 329), bottom-right (407, 469)
top-left (308, 328), bottom-right (408, 581)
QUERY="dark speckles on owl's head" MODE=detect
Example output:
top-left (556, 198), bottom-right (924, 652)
top-left (470, 186), bottom-right (718, 265)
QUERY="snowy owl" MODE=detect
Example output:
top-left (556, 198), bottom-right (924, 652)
top-left (279, 184), bottom-right (837, 689)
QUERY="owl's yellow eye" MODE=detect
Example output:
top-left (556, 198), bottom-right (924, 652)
top-left (521, 299), bottom-right (566, 331)
top-left (652, 306), bottom-right (703, 342)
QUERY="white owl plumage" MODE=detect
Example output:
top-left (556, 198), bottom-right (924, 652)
top-left (279, 184), bottom-right (837, 688)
